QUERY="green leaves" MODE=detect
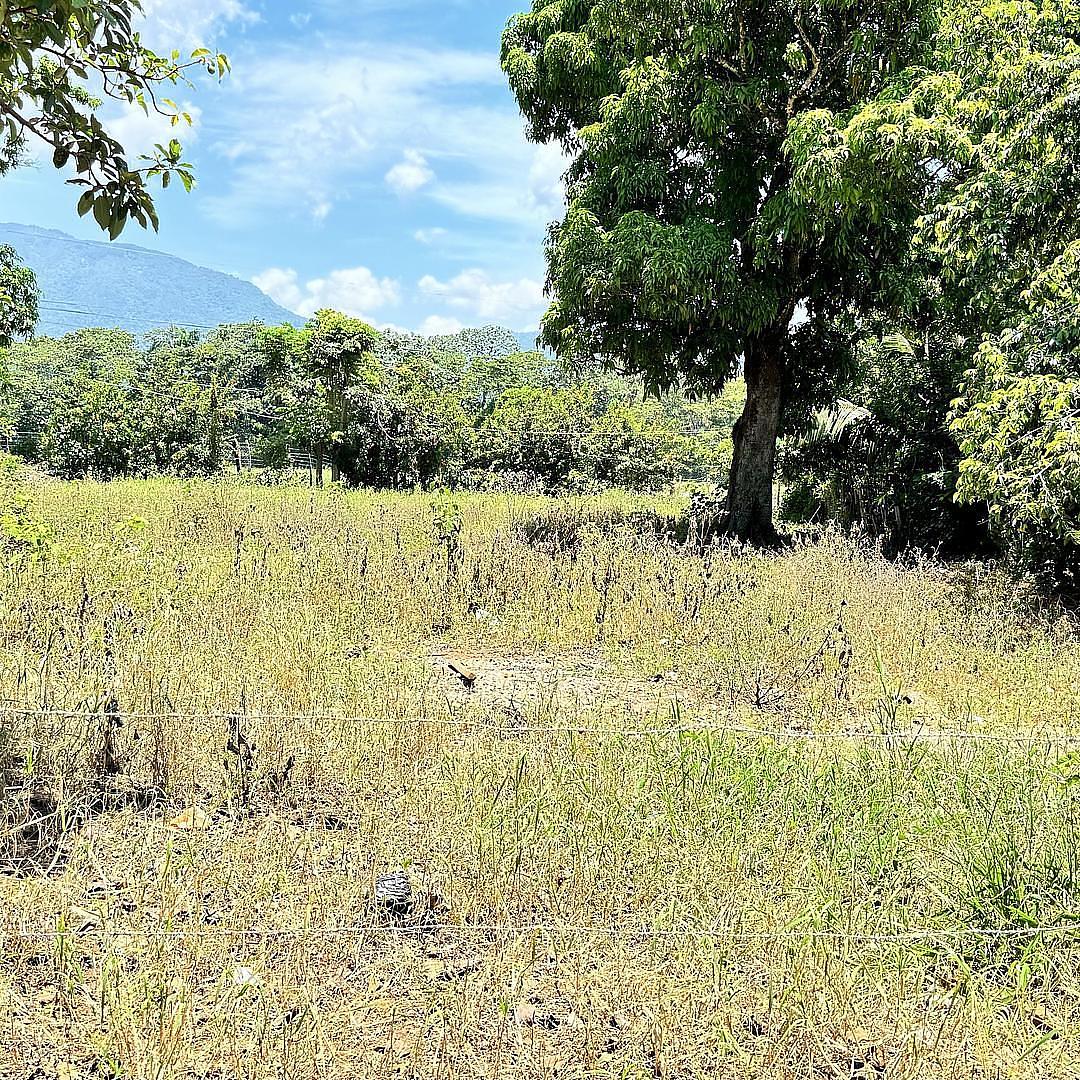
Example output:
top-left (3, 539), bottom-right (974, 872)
top-left (0, 1), bottom-right (228, 234)
top-left (950, 243), bottom-right (1080, 568)
top-left (503, 0), bottom-right (940, 498)
top-left (91, 196), bottom-right (111, 231)
top-left (784, 0), bottom-right (1080, 578)
top-left (0, 245), bottom-right (38, 348)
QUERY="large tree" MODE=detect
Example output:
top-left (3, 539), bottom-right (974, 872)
top-left (259, 311), bottom-right (381, 486)
top-left (503, 0), bottom-right (938, 540)
top-left (1, 0), bottom-right (228, 236)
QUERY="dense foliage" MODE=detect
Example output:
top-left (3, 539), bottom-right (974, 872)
top-left (0, 244), bottom-right (37, 347)
top-left (503, 0), bottom-right (939, 540)
top-left (779, 328), bottom-right (987, 554)
top-left (258, 310), bottom-right (382, 485)
top-left (787, 0), bottom-right (1080, 585)
top-left (0, 0), bottom-right (227, 235)
top-left (0, 317), bottom-right (742, 493)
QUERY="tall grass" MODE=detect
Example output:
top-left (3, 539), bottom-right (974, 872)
top-left (1, 477), bottom-right (1078, 1078)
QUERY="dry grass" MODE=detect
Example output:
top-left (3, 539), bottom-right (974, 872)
top-left (1, 476), bottom-right (1080, 1079)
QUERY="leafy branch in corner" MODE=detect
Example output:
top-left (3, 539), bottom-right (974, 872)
top-left (0, 1), bottom-right (229, 237)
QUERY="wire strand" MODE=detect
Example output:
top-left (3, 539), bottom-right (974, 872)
top-left (4, 706), bottom-right (1078, 744)
top-left (3, 920), bottom-right (1080, 943)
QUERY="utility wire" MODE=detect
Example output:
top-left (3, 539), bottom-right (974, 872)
top-left (39, 302), bottom-right (223, 332)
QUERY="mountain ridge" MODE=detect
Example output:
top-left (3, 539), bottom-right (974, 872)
top-left (0, 222), bottom-right (302, 338)
top-left (2, 223), bottom-right (543, 353)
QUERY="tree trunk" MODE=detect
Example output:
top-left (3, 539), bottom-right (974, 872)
top-left (315, 447), bottom-right (325, 488)
top-left (329, 388), bottom-right (346, 485)
top-left (724, 335), bottom-right (784, 543)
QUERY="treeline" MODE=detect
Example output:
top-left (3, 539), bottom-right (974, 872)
top-left (0, 315), bottom-right (743, 493)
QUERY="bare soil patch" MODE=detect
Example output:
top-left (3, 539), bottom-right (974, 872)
top-left (427, 647), bottom-right (686, 719)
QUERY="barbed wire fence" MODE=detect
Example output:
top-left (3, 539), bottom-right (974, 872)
top-left (4, 921), bottom-right (1080, 945)
top-left (6, 704), bottom-right (1080, 745)
top-left (4, 692), bottom-right (1080, 1079)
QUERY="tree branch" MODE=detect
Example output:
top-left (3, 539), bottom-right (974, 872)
top-left (787, 18), bottom-right (822, 117)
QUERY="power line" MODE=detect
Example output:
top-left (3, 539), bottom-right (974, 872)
top-left (39, 302), bottom-right (227, 332)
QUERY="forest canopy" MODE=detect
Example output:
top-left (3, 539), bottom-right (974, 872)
top-left (0, 318), bottom-right (743, 494)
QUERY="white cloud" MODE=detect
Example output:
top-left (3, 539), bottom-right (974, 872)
top-left (419, 269), bottom-right (546, 330)
top-left (253, 266), bottom-right (401, 320)
top-left (107, 102), bottom-right (203, 159)
top-left (419, 315), bottom-right (465, 336)
top-left (385, 150), bottom-right (434, 195)
top-left (311, 199), bottom-right (332, 223)
top-left (526, 142), bottom-right (569, 219)
top-left (425, 131), bottom-right (571, 229)
top-left (217, 140), bottom-right (254, 161)
top-left (196, 42), bottom-right (541, 227)
top-left (413, 227), bottom-right (448, 245)
top-left (138, 0), bottom-right (258, 49)
top-left (204, 87), bottom-right (373, 223)
top-left (251, 268), bottom-right (305, 311)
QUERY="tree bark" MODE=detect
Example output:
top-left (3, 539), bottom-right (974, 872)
top-left (724, 334), bottom-right (784, 544)
top-left (328, 387), bottom-right (347, 485)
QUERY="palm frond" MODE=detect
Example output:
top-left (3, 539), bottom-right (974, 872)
top-left (803, 399), bottom-right (874, 447)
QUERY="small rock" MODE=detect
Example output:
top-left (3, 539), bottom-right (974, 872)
top-left (232, 966), bottom-right (262, 989)
top-left (374, 869), bottom-right (413, 914)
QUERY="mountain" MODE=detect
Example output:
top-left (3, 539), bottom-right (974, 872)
top-left (1, 222), bottom-right (549, 352)
top-left (0, 222), bottom-right (299, 338)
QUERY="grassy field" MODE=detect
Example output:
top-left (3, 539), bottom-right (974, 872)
top-left (2, 474), bottom-right (1080, 1079)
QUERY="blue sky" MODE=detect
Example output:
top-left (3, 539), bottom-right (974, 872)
top-left (0, 0), bottom-right (563, 334)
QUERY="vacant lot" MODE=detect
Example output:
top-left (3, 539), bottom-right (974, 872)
top-left (2, 477), bottom-right (1079, 1079)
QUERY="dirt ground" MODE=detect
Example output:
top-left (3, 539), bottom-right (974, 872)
top-left (426, 648), bottom-right (688, 722)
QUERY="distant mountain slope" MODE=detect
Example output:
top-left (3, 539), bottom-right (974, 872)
top-left (0, 222), bottom-right (300, 338)
top-left (1, 222), bottom-right (548, 351)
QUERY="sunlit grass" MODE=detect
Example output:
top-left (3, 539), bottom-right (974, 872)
top-left (1, 477), bottom-right (1079, 1078)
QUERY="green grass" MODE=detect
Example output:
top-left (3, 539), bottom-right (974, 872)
top-left (1, 477), bottom-right (1079, 1078)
